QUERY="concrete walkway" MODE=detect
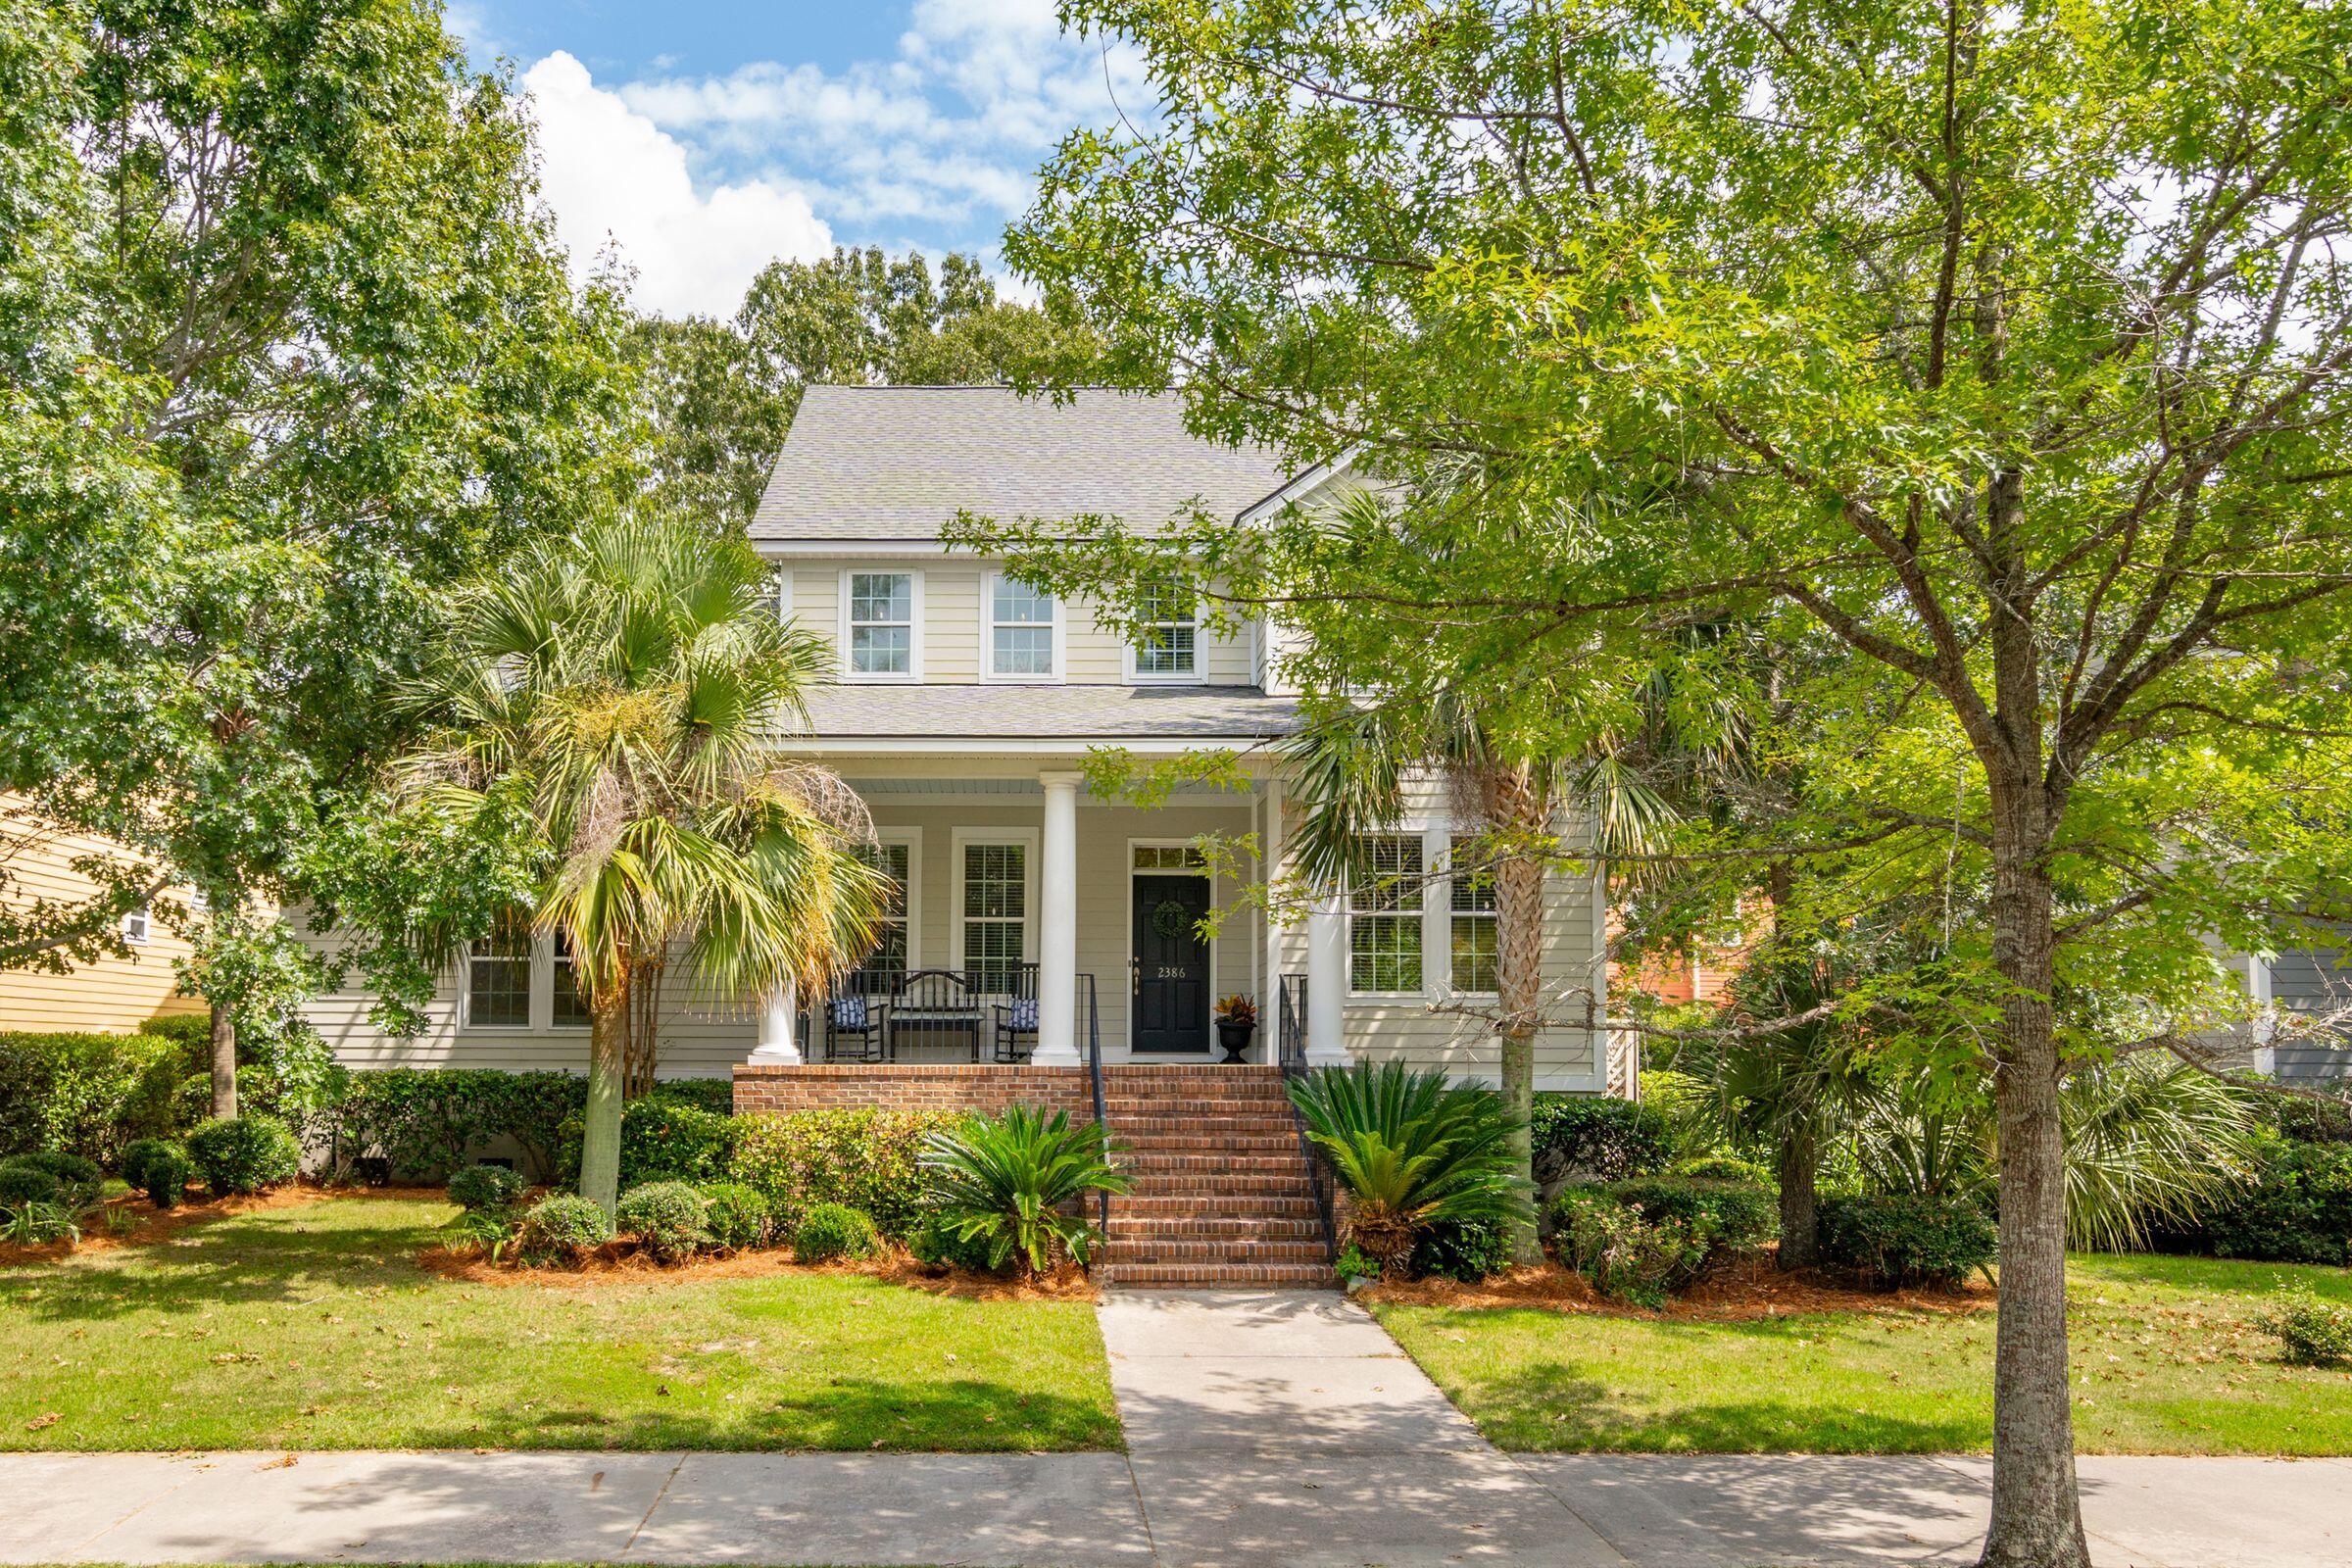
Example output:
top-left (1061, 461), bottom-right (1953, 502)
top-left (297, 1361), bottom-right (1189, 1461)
top-left (0, 1290), bottom-right (2345, 1566)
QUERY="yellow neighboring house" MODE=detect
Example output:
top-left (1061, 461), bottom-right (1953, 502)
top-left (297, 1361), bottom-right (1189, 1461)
top-left (0, 795), bottom-right (206, 1034)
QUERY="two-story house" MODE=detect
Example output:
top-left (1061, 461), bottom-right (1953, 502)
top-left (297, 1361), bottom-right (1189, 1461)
top-left (300, 386), bottom-right (1616, 1283)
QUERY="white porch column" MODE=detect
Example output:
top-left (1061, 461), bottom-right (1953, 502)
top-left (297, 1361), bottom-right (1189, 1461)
top-left (1305, 883), bottom-right (1351, 1067)
top-left (747, 980), bottom-right (802, 1064)
top-left (1261, 775), bottom-right (1288, 1063)
top-left (1032, 769), bottom-right (1082, 1065)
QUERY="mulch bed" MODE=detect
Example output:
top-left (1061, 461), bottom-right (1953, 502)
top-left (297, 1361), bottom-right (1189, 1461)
top-left (1365, 1251), bottom-right (1994, 1322)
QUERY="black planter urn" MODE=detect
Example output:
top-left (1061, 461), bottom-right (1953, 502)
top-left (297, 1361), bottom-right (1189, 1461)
top-left (1215, 1019), bottom-right (1257, 1063)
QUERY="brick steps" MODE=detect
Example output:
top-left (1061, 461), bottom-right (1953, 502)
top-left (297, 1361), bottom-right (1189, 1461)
top-left (1108, 1259), bottom-right (1339, 1288)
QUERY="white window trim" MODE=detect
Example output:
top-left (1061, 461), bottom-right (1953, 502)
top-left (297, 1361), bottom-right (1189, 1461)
top-left (951, 827), bottom-right (1039, 976)
top-left (1346, 829), bottom-right (1439, 1001)
top-left (858, 827), bottom-right (923, 978)
top-left (837, 567), bottom-right (923, 682)
top-left (1122, 580), bottom-right (1202, 684)
top-left (1126, 838), bottom-right (1218, 1054)
top-left (760, 562), bottom-right (794, 624)
top-left (548, 934), bottom-right (590, 1031)
top-left (462, 930), bottom-right (540, 1033)
top-left (980, 569), bottom-right (1064, 683)
top-left (121, 905), bottom-right (151, 946)
top-left (1444, 833), bottom-right (1500, 999)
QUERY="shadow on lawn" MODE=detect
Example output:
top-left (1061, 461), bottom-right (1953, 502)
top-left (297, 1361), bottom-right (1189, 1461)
top-left (0, 1214), bottom-right (437, 1322)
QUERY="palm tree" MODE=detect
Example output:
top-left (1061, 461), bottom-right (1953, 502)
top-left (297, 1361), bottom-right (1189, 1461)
top-left (396, 512), bottom-right (890, 1211)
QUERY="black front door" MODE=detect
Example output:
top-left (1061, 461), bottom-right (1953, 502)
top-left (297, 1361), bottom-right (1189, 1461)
top-left (1132, 875), bottom-right (1211, 1054)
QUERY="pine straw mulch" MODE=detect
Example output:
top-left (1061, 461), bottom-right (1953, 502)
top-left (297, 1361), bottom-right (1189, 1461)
top-left (0, 1180), bottom-right (441, 1265)
top-left (1363, 1250), bottom-right (1996, 1323)
top-left (416, 1237), bottom-right (1102, 1301)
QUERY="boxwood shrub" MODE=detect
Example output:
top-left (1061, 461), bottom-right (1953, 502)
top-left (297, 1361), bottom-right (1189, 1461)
top-left (729, 1106), bottom-right (966, 1239)
top-left (1818, 1192), bottom-right (1995, 1290)
top-left (1530, 1093), bottom-right (1671, 1183)
top-left (1551, 1188), bottom-right (1714, 1306)
top-left (0, 1028), bottom-right (203, 1167)
top-left (696, 1181), bottom-right (772, 1250)
top-left (615, 1181), bottom-right (710, 1263)
top-left (518, 1193), bottom-right (612, 1263)
top-left (120, 1139), bottom-right (194, 1208)
top-left (447, 1163), bottom-right (529, 1213)
top-left (793, 1201), bottom-right (880, 1263)
top-left (185, 1114), bottom-right (302, 1197)
top-left (1600, 1177), bottom-right (1778, 1251)
top-left (1409, 1217), bottom-right (1514, 1283)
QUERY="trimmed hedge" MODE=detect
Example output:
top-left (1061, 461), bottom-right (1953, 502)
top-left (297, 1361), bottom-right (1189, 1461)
top-left (1546, 1177), bottom-right (1776, 1305)
top-left (2200, 1138), bottom-right (2352, 1266)
top-left (616, 1181), bottom-right (710, 1262)
top-left (0, 1028), bottom-right (203, 1167)
top-left (1599, 1177), bottom-right (1778, 1250)
top-left (319, 1069), bottom-right (583, 1182)
top-left (729, 1106), bottom-right (966, 1239)
top-left (794, 1201), bottom-right (880, 1263)
top-left (558, 1098), bottom-right (738, 1191)
top-left (1530, 1093), bottom-right (1671, 1182)
top-left (1818, 1192), bottom-right (1995, 1290)
top-left (186, 1115), bottom-right (301, 1197)
top-left (696, 1181), bottom-right (771, 1250)
top-left (519, 1194), bottom-right (612, 1262)
top-left (1409, 1217), bottom-right (1514, 1283)
top-left (447, 1163), bottom-right (528, 1213)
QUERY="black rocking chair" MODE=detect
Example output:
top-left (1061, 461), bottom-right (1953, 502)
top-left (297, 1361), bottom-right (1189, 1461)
top-left (992, 962), bottom-right (1042, 1062)
top-left (822, 990), bottom-right (886, 1062)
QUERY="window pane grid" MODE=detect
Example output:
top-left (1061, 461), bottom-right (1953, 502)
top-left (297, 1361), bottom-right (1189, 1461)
top-left (468, 924), bottom-right (531, 1028)
top-left (853, 842), bottom-right (911, 993)
top-left (550, 934), bottom-right (590, 1028)
top-left (1348, 834), bottom-right (1424, 993)
top-left (1133, 578), bottom-right (1197, 676)
top-left (962, 843), bottom-right (1026, 989)
top-left (848, 572), bottom-right (913, 674)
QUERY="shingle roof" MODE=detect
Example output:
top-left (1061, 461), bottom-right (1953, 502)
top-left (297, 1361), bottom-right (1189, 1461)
top-left (795, 683), bottom-right (1304, 741)
top-left (750, 386), bottom-right (1288, 541)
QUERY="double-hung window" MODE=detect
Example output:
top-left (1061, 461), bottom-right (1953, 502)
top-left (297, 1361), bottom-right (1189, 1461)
top-left (1448, 855), bottom-right (1499, 995)
top-left (1348, 833), bottom-right (1425, 994)
top-left (845, 570), bottom-right (915, 677)
top-left (755, 564), bottom-right (790, 623)
top-left (959, 841), bottom-right (1028, 992)
top-left (466, 919), bottom-right (534, 1028)
top-left (121, 904), bottom-right (151, 946)
top-left (1129, 578), bottom-right (1198, 679)
top-left (852, 839), bottom-right (914, 994)
top-left (550, 933), bottom-right (591, 1029)
top-left (988, 575), bottom-right (1058, 679)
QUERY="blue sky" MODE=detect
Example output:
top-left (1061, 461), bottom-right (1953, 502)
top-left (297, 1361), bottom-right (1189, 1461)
top-left (446, 2), bottom-right (1147, 318)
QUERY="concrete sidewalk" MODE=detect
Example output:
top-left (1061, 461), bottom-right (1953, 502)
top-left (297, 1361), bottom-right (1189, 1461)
top-left (1, 1290), bottom-right (2345, 1566)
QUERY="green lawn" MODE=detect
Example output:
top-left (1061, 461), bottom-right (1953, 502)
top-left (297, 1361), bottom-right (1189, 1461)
top-left (0, 1195), bottom-right (1120, 1453)
top-left (1374, 1252), bottom-right (2352, 1454)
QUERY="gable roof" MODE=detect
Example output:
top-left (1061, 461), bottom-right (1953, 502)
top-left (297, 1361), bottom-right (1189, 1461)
top-left (749, 386), bottom-right (1288, 542)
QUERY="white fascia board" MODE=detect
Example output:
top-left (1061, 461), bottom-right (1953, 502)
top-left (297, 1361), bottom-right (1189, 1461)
top-left (771, 734), bottom-right (1289, 760)
top-left (757, 539), bottom-right (967, 558)
top-left (1234, 448), bottom-right (1361, 526)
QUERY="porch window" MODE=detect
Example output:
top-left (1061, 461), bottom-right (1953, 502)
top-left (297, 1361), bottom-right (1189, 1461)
top-left (851, 839), bottom-right (913, 993)
top-left (550, 932), bottom-right (591, 1028)
top-left (466, 919), bottom-right (533, 1028)
top-left (988, 576), bottom-right (1057, 678)
top-left (755, 564), bottom-right (790, 622)
top-left (1348, 833), bottom-right (1424, 994)
top-left (1130, 578), bottom-right (1197, 678)
top-left (960, 841), bottom-right (1027, 991)
top-left (1449, 854), bottom-right (1499, 995)
top-left (846, 571), bottom-right (914, 676)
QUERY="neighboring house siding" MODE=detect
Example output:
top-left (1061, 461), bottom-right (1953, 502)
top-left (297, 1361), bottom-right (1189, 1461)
top-left (2268, 942), bottom-right (2352, 1084)
top-left (0, 799), bottom-right (207, 1034)
top-left (1270, 780), bottom-right (1606, 1089)
top-left (773, 557), bottom-right (1254, 687)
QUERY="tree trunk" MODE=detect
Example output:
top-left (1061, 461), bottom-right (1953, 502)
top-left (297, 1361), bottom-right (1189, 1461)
top-left (577, 981), bottom-right (629, 1213)
top-left (1776, 1120), bottom-right (1818, 1270)
top-left (208, 1001), bottom-right (237, 1120)
top-left (1490, 763), bottom-right (1548, 1264)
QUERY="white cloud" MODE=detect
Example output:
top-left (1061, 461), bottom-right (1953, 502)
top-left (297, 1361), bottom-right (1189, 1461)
top-left (522, 52), bottom-right (832, 319)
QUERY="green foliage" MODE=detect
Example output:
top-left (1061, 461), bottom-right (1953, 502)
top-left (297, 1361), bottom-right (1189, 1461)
top-left (557, 1100), bottom-right (738, 1191)
top-left (442, 1203), bottom-right (522, 1263)
top-left (0, 1200), bottom-right (80, 1248)
top-left (1672, 1154), bottom-right (1775, 1185)
top-left (318, 1069), bottom-right (583, 1182)
top-left (2272, 1094), bottom-right (2352, 1147)
top-left (614, 1181), bottom-right (710, 1263)
top-left (918, 1105), bottom-right (1130, 1275)
top-left (906, 1211), bottom-right (1002, 1274)
top-left (695, 1181), bottom-right (771, 1250)
top-left (2195, 1138), bottom-right (2352, 1266)
top-left (1530, 1094), bottom-right (1670, 1183)
top-left (729, 1107), bottom-right (965, 1240)
top-left (1551, 1189), bottom-right (1716, 1308)
top-left (184, 1115), bottom-right (301, 1198)
top-left (648, 1080), bottom-right (735, 1115)
top-left (1335, 1244), bottom-right (1384, 1283)
top-left (1409, 1218), bottom-right (1513, 1284)
top-left (2260, 1290), bottom-right (2352, 1368)
top-left (1818, 1194), bottom-right (1997, 1292)
top-left (518, 1194), bottom-right (614, 1264)
top-left (0, 1029), bottom-right (203, 1166)
top-left (1289, 1062), bottom-right (1533, 1273)
top-left (1599, 1178), bottom-right (1779, 1254)
top-left (793, 1202), bottom-right (880, 1264)
top-left (122, 1140), bottom-right (193, 1208)
top-left (447, 1164), bottom-right (528, 1214)
top-left (0, 1162), bottom-right (59, 1208)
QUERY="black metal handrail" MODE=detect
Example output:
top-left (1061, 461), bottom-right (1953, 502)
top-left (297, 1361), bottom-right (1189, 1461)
top-left (1080, 971), bottom-right (1109, 1243)
top-left (1275, 972), bottom-right (1339, 1265)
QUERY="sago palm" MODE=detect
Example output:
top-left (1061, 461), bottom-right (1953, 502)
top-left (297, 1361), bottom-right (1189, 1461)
top-left (919, 1105), bottom-right (1131, 1274)
top-left (1285, 1060), bottom-right (1533, 1275)
top-left (397, 511), bottom-right (890, 1211)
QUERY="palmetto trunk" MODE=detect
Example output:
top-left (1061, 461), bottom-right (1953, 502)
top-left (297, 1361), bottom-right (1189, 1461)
top-left (577, 978), bottom-right (630, 1214)
top-left (208, 1002), bottom-right (237, 1119)
top-left (1776, 1122), bottom-right (1819, 1270)
top-left (1489, 761), bottom-right (1546, 1264)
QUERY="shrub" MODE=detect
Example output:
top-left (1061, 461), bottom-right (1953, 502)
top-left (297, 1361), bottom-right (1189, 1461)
top-left (1410, 1218), bottom-right (1513, 1283)
top-left (319, 1069), bottom-right (584, 1182)
top-left (1288, 1061), bottom-right (1533, 1274)
top-left (696, 1182), bottom-right (771, 1250)
top-left (447, 1163), bottom-right (528, 1213)
top-left (1818, 1192), bottom-right (1995, 1290)
top-left (907, 1211), bottom-right (1001, 1273)
top-left (920, 1104), bottom-right (1130, 1274)
top-left (0, 1161), bottom-right (61, 1208)
top-left (1552, 1188), bottom-right (1713, 1307)
top-left (1601, 1177), bottom-right (1778, 1253)
top-left (2198, 1138), bottom-right (2352, 1266)
top-left (793, 1201), bottom-right (880, 1263)
top-left (1531, 1093), bottom-right (1670, 1183)
top-left (2260, 1289), bottom-right (2352, 1367)
top-left (443, 1204), bottom-right (522, 1262)
top-left (645, 1079), bottom-right (734, 1114)
top-left (615, 1181), bottom-right (710, 1263)
top-left (4, 1149), bottom-right (102, 1203)
top-left (0, 1028), bottom-right (200, 1166)
top-left (120, 1139), bottom-right (194, 1208)
top-left (1335, 1244), bottom-right (1383, 1283)
top-left (1673, 1153), bottom-right (1776, 1186)
top-left (185, 1114), bottom-right (302, 1197)
top-left (518, 1194), bottom-right (613, 1263)
top-left (731, 1106), bottom-right (965, 1239)
top-left (2271, 1094), bottom-right (2352, 1147)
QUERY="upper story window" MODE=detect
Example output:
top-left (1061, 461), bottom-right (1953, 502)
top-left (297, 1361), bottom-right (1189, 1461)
top-left (121, 904), bottom-right (151, 946)
top-left (844, 570), bottom-right (918, 679)
top-left (987, 575), bottom-right (1059, 680)
top-left (1128, 578), bottom-right (1198, 680)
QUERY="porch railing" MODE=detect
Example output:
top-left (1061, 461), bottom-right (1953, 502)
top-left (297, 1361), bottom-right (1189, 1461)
top-left (1275, 971), bottom-right (1338, 1265)
top-left (1080, 970), bottom-right (1109, 1244)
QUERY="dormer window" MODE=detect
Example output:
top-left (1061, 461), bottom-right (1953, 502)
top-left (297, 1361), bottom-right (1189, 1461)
top-left (987, 574), bottom-right (1059, 680)
top-left (843, 570), bottom-right (918, 679)
top-left (1128, 578), bottom-right (1198, 681)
